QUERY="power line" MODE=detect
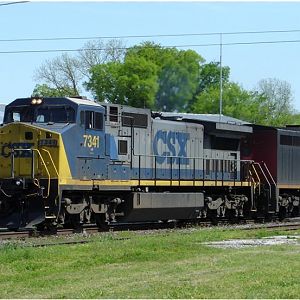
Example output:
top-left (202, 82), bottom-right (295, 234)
top-left (0, 1), bottom-right (29, 7)
top-left (1, 29), bottom-right (300, 43)
top-left (1, 38), bottom-right (300, 54)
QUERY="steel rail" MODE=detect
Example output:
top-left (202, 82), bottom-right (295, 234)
top-left (0, 221), bottom-right (300, 242)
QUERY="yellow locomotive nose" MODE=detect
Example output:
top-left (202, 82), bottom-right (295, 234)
top-left (0, 123), bottom-right (59, 180)
top-left (0, 121), bottom-right (62, 229)
top-left (0, 123), bottom-right (35, 178)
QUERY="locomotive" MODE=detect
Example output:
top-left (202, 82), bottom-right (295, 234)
top-left (0, 96), bottom-right (298, 229)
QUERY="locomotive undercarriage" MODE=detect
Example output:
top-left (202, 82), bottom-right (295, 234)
top-left (60, 191), bottom-right (126, 228)
top-left (57, 186), bottom-right (251, 229)
top-left (3, 181), bottom-right (298, 230)
top-left (201, 191), bottom-right (249, 219)
top-left (278, 191), bottom-right (300, 219)
top-left (45, 185), bottom-right (300, 229)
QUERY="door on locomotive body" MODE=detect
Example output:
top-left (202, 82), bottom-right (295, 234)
top-left (77, 107), bottom-right (107, 180)
top-left (102, 105), bottom-right (134, 180)
top-left (119, 109), bottom-right (151, 180)
top-left (110, 131), bottom-right (132, 180)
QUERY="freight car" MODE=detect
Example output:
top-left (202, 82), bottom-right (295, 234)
top-left (0, 97), bottom-right (297, 230)
top-left (241, 124), bottom-right (300, 218)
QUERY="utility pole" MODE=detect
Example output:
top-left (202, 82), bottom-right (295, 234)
top-left (219, 33), bottom-right (223, 122)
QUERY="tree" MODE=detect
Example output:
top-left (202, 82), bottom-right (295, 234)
top-left (32, 84), bottom-right (77, 97)
top-left (187, 61), bottom-right (230, 111)
top-left (77, 39), bottom-right (125, 79)
top-left (121, 55), bottom-right (158, 109)
top-left (86, 62), bottom-right (124, 103)
top-left (34, 53), bottom-right (82, 96)
top-left (87, 56), bottom-right (158, 109)
top-left (34, 39), bottom-right (126, 97)
top-left (191, 78), bottom-right (296, 126)
top-left (255, 78), bottom-right (295, 126)
top-left (198, 62), bottom-right (230, 90)
top-left (191, 82), bottom-right (264, 123)
top-left (291, 113), bottom-right (300, 124)
top-left (156, 49), bottom-right (203, 111)
top-left (126, 43), bottom-right (204, 111)
top-left (86, 41), bottom-right (204, 110)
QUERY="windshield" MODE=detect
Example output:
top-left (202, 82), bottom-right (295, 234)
top-left (4, 105), bottom-right (76, 124)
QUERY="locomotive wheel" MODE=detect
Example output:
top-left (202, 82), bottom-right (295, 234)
top-left (95, 214), bottom-right (109, 230)
top-left (291, 206), bottom-right (299, 217)
top-left (36, 223), bottom-right (46, 232)
top-left (278, 206), bottom-right (287, 220)
top-left (70, 214), bottom-right (82, 230)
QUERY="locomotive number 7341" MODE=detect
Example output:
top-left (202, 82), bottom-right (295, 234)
top-left (83, 134), bottom-right (100, 148)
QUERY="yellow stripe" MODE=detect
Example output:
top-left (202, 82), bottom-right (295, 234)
top-left (58, 136), bottom-right (72, 179)
top-left (278, 184), bottom-right (300, 189)
top-left (59, 178), bottom-right (251, 188)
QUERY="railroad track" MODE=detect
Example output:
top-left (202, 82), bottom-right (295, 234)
top-left (241, 222), bottom-right (300, 231)
top-left (1, 219), bottom-right (300, 243)
top-left (0, 226), bottom-right (101, 241)
top-left (0, 221), bottom-right (172, 241)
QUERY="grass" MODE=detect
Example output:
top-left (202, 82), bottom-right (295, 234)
top-left (0, 227), bottom-right (299, 298)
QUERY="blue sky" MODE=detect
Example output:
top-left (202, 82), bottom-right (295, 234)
top-left (1, 1), bottom-right (300, 111)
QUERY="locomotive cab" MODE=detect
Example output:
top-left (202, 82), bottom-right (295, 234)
top-left (0, 97), bottom-right (106, 229)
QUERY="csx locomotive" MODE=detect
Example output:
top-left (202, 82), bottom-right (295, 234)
top-left (0, 97), bottom-right (299, 229)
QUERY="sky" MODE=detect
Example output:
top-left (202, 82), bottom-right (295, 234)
top-left (1, 1), bottom-right (300, 111)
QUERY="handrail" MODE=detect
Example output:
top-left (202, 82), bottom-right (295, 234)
top-left (248, 170), bottom-right (258, 211)
top-left (32, 149), bottom-right (51, 198)
top-left (262, 162), bottom-right (276, 185)
top-left (250, 163), bottom-right (261, 194)
top-left (10, 148), bottom-right (33, 178)
top-left (133, 152), bottom-right (252, 162)
top-left (253, 162), bottom-right (271, 198)
top-left (250, 163), bottom-right (260, 181)
top-left (41, 148), bottom-right (59, 177)
top-left (135, 153), bottom-right (253, 184)
top-left (10, 148), bottom-right (51, 198)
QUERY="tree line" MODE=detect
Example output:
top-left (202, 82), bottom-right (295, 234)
top-left (33, 39), bottom-right (300, 127)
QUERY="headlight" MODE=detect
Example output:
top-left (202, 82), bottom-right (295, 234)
top-left (31, 98), bottom-right (43, 105)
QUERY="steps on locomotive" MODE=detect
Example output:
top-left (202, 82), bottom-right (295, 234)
top-left (250, 162), bottom-right (278, 214)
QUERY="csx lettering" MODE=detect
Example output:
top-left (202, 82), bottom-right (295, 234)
top-left (153, 130), bottom-right (189, 164)
top-left (1, 143), bottom-right (34, 158)
top-left (83, 135), bottom-right (100, 148)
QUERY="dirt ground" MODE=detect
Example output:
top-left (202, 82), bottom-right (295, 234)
top-left (204, 235), bottom-right (300, 248)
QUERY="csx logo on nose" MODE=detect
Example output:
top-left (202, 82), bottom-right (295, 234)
top-left (1, 143), bottom-right (34, 158)
top-left (153, 130), bottom-right (189, 165)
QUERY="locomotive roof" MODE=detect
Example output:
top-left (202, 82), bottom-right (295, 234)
top-left (158, 112), bottom-right (250, 125)
top-left (157, 112), bottom-right (253, 135)
top-left (65, 97), bottom-right (102, 107)
top-left (8, 97), bottom-right (103, 108)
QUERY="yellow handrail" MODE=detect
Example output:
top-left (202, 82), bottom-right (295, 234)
top-left (32, 149), bottom-right (51, 198)
top-left (41, 148), bottom-right (59, 177)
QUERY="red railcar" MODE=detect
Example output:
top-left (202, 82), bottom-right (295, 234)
top-left (241, 125), bottom-right (300, 217)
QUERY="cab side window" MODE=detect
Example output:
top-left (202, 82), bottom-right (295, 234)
top-left (12, 112), bottom-right (20, 122)
top-left (81, 110), bottom-right (104, 130)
